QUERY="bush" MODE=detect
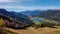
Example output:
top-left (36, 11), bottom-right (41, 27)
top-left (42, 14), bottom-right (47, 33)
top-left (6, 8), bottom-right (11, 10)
top-left (31, 21), bottom-right (41, 29)
top-left (48, 23), bottom-right (56, 27)
top-left (57, 23), bottom-right (60, 26)
top-left (32, 20), bottom-right (57, 29)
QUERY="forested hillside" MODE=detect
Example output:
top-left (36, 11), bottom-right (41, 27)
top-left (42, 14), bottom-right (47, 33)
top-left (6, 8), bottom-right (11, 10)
top-left (0, 9), bottom-right (34, 29)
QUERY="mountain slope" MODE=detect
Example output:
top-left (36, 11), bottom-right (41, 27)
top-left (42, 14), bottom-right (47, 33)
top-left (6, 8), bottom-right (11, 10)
top-left (38, 10), bottom-right (60, 22)
top-left (0, 9), bottom-right (33, 28)
top-left (20, 9), bottom-right (60, 22)
top-left (20, 10), bottom-right (41, 16)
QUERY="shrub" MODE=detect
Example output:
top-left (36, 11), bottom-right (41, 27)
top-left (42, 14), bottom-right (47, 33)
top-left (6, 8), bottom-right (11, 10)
top-left (57, 23), bottom-right (60, 26)
top-left (31, 21), bottom-right (41, 29)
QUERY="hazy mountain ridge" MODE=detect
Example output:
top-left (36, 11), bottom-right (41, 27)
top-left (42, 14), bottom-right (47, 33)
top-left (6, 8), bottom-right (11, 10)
top-left (20, 10), bottom-right (42, 16)
top-left (20, 10), bottom-right (60, 22)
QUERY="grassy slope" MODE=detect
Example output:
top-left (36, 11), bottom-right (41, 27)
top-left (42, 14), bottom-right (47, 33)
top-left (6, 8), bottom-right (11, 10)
top-left (5, 26), bottom-right (60, 34)
top-left (4, 17), bottom-right (60, 34)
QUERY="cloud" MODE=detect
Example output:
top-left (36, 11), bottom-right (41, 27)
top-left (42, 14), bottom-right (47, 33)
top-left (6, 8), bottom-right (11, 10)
top-left (0, 0), bottom-right (60, 12)
top-left (0, 0), bottom-right (34, 6)
top-left (0, 0), bottom-right (34, 3)
top-left (21, 0), bottom-right (34, 1)
top-left (0, 5), bottom-right (60, 12)
top-left (0, 0), bottom-right (18, 2)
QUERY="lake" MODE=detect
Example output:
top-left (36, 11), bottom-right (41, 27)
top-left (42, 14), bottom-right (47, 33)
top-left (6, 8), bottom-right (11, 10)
top-left (31, 17), bottom-right (44, 22)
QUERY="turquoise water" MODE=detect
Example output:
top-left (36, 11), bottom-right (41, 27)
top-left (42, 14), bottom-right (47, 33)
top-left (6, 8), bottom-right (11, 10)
top-left (32, 17), bottom-right (44, 22)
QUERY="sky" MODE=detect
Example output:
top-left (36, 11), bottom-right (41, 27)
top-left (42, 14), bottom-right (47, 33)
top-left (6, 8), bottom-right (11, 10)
top-left (0, 0), bottom-right (60, 12)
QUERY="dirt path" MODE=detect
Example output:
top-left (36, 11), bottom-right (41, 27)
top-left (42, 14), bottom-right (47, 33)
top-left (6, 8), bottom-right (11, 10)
top-left (5, 27), bottom-right (60, 34)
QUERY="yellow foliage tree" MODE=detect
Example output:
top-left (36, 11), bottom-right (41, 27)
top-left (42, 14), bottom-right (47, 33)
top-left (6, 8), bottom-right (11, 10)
top-left (0, 18), bottom-right (4, 27)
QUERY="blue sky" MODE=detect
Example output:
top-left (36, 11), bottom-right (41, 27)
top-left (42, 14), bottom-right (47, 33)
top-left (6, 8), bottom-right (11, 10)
top-left (0, 0), bottom-right (60, 12)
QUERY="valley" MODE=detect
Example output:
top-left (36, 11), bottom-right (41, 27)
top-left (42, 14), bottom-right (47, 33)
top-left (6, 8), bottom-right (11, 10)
top-left (0, 9), bottom-right (60, 34)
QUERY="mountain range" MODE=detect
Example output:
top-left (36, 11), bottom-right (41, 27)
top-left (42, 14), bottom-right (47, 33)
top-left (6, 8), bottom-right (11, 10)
top-left (0, 9), bottom-right (60, 28)
top-left (20, 9), bottom-right (60, 22)
top-left (0, 9), bottom-right (33, 29)
top-left (20, 10), bottom-right (42, 16)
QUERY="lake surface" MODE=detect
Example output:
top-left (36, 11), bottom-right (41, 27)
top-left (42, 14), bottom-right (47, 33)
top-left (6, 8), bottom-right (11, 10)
top-left (31, 17), bottom-right (44, 22)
